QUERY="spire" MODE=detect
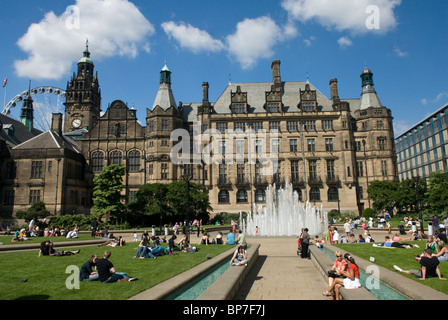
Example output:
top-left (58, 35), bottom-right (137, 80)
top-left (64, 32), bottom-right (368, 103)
top-left (360, 65), bottom-right (382, 110)
top-left (21, 81), bottom-right (34, 131)
top-left (153, 61), bottom-right (176, 110)
top-left (78, 39), bottom-right (94, 66)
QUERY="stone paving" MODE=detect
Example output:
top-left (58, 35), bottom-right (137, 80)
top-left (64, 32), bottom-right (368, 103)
top-left (234, 237), bottom-right (329, 300)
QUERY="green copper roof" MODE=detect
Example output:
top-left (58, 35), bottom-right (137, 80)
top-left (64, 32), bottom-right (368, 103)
top-left (78, 41), bottom-right (94, 65)
top-left (161, 61), bottom-right (170, 72)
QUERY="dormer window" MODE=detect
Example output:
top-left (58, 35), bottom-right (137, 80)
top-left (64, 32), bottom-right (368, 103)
top-left (231, 103), bottom-right (246, 114)
top-left (3, 124), bottom-right (14, 137)
top-left (266, 103), bottom-right (280, 113)
top-left (231, 86), bottom-right (248, 114)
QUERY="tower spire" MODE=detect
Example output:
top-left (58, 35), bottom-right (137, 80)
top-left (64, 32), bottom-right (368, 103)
top-left (21, 80), bottom-right (34, 132)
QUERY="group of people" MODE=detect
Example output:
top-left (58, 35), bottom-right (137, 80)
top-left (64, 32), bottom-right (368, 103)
top-left (80, 250), bottom-right (138, 283)
top-left (392, 232), bottom-right (448, 280)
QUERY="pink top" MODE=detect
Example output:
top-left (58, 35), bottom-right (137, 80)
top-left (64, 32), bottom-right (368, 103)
top-left (333, 258), bottom-right (348, 271)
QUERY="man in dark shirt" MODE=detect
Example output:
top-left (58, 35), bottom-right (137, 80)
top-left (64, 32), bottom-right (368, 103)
top-left (394, 249), bottom-right (446, 280)
top-left (96, 250), bottom-right (137, 283)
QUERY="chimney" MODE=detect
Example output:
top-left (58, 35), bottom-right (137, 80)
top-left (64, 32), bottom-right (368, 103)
top-left (329, 78), bottom-right (340, 102)
top-left (202, 82), bottom-right (209, 105)
top-left (271, 60), bottom-right (281, 88)
top-left (51, 113), bottom-right (63, 136)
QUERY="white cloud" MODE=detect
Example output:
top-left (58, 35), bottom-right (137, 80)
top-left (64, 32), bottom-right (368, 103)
top-left (393, 45), bottom-right (408, 57)
top-left (226, 16), bottom-right (284, 69)
top-left (337, 36), bottom-right (353, 48)
top-left (303, 36), bottom-right (316, 47)
top-left (161, 21), bottom-right (225, 54)
top-left (281, 0), bottom-right (401, 34)
top-left (14, 0), bottom-right (155, 80)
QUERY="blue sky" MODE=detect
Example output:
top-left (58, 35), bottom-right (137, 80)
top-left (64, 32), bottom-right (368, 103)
top-left (0, 0), bottom-right (447, 136)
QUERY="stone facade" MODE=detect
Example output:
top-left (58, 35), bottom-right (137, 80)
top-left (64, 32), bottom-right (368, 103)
top-left (0, 49), bottom-right (398, 219)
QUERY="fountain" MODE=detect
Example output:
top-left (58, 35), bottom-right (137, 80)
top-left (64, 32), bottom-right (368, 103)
top-left (242, 181), bottom-right (328, 237)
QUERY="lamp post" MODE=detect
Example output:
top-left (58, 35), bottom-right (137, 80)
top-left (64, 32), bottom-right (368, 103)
top-left (362, 139), bottom-right (371, 208)
top-left (181, 164), bottom-right (193, 243)
top-left (414, 176), bottom-right (424, 233)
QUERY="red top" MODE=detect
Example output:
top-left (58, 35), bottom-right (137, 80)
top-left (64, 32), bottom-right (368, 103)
top-left (349, 263), bottom-right (360, 278)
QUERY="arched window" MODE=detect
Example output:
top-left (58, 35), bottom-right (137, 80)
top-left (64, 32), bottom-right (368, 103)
top-left (218, 190), bottom-right (230, 203)
top-left (236, 189), bottom-right (248, 203)
top-left (328, 187), bottom-right (339, 201)
top-left (255, 189), bottom-right (266, 202)
top-left (310, 188), bottom-right (320, 201)
top-left (91, 151), bottom-right (104, 172)
top-left (110, 150), bottom-right (122, 165)
top-left (128, 150), bottom-right (141, 172)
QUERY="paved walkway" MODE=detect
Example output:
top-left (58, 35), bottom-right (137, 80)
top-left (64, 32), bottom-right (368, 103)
top-left (234, 237), bottom-right (329, 300)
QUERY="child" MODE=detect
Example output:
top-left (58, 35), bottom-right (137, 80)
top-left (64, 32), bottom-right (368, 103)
top-left (133, 232), bottom-right (138, 242)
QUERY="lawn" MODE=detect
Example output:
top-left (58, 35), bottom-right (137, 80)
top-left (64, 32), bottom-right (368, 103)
top-left (0, 241), bottom-right (233, 300)
top-left (332, 241), bottom-right (448, 295)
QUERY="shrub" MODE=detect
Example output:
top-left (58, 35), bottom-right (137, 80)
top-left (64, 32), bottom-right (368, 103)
top-left (362, 208), bottom-right (376, 219)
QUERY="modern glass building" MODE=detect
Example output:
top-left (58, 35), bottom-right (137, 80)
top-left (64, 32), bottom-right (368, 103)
top-left (395, 103), bottom-right (448, 181)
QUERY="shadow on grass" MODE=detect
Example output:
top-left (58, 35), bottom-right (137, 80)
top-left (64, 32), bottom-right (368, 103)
top-left (16, 295), bottom-right (50, 300)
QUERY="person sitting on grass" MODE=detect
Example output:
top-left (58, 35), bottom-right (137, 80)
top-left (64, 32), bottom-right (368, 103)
top-left (134, 235), bottom-right (151, 258)
top-left (435, 240), bottom-right (448, 262)
top-left (394, 249), bottom-right (446, 280)
top-left (426, 236), bottom-right (439, 255)
top-left (96, 250), bottom-right (138, 283)
top-left (80, 255), bottom-right (99, 281)
top-left (230, 245), bottom-right (248, 266)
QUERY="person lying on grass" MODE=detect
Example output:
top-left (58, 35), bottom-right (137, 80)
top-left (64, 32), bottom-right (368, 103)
top-left (38, 240), bottom-right (80, 257)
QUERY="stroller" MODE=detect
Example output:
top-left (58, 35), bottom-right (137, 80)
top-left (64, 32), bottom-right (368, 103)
top-left (297, 238), bottom-right (302, 256)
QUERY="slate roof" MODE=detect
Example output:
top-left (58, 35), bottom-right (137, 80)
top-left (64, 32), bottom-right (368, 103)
top-left (0, 114), bottom-right (42, 147)
top-left (12, 130), bottom-right (81, 154)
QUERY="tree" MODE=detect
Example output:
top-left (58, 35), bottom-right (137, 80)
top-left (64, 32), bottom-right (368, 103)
top-left (367, 180), bottom-right (399, 215)
top-left (128, 183), bottom-right (168, 226)
top-left (129, 181), bottom-right (212, 226)
top-left (92, 164), bottom-right (126, 223)
top-left (16, 201), bottom-right (50, 222)
top-left (425, 171), bottom-right (448, 215)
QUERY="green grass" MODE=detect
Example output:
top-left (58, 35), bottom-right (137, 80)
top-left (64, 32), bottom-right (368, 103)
top-left (332, 241), bottom-right (448, 295)
top-left (0, 241), bottom-right (232, 300)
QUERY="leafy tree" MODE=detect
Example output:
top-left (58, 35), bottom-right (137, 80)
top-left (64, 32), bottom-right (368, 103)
top-left (165, 181), bottom-right (212, 222)
top-left (129, 181), bottom-right (212, 226)
top-left (128, 183), bottom-right (168, 226)
top-left (424, 171), bottom-right (448, 214)
top-left (16, 201), bottom-right (50, 222)
top-left (367, 180), bottom-right (399, 216)
top-left (394, 178), bottom-right (426, 212)
top-left (92, 164), bottom-right (126, 223)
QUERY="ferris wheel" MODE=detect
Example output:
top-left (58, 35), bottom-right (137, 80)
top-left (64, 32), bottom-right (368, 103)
top-left (2, 86), bottom-right (67, 132)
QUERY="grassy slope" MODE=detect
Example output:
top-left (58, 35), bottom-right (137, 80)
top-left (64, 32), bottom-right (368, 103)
top-left (0, 241), bottom-right (232, 300)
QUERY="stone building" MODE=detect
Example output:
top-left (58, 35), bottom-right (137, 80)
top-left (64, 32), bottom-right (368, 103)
top-left (1, 46), bottom-right (398, 218)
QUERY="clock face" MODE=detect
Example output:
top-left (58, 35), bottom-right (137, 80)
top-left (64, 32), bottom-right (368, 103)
top-left (72, 119), bottom-right (82, 128)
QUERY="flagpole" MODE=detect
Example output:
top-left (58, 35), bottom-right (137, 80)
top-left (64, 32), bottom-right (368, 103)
top-left (2, 77), bottom-right (7, 112)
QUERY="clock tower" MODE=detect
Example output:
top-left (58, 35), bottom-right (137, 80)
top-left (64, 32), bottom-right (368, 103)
top-left (64, 41), bottom-right (101, 132)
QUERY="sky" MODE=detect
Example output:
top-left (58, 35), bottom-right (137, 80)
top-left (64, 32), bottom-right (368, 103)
top-left (0, 0), bottom-right (447, 136)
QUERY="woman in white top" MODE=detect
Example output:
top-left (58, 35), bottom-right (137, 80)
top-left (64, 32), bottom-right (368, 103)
top-left (332, 228), bottom-right (340, 243)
